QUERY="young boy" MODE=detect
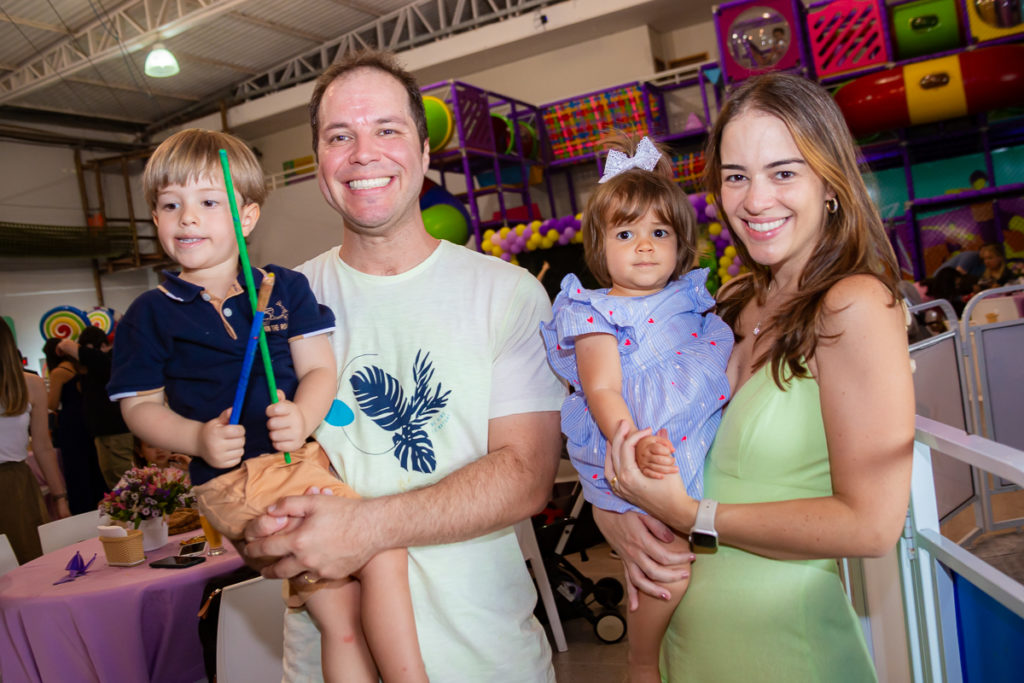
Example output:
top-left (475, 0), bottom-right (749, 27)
top-left (108, 128), bottom-right (426, 683)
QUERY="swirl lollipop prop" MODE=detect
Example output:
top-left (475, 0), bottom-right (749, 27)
top-left (39, 306), bottom-right (90, 341)
top-left (87, 307), bottom-right (116, 334)
top-left (219, 149), bottom-right (289, 464)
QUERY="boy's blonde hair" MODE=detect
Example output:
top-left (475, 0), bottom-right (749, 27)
top-left (581, 132), bottom-right (697, 288)
top-left (143, 128), bottom-right (267, 211)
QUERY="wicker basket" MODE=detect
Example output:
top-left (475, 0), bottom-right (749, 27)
top-left (99, 529), bottom-right (146, 566)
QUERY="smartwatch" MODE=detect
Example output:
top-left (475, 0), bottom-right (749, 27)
top-left (689, 499), bottom-right (718, 551)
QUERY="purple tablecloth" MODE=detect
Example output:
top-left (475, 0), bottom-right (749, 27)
top-left (0, 531), bottom-right (245, 683)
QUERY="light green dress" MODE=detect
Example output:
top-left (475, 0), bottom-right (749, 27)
top-left (659, 364), bottom-right (877, 682)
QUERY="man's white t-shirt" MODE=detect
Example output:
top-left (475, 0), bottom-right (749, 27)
top-left (286, 240), bottom-right (566, 682)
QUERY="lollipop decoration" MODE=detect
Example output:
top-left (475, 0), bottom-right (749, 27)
top-left (39, 306), bottom-right (91, 342)
top-left (87, 306), bottom-right (116, 334)
top-left (219, 149), bottom-right (289, 464)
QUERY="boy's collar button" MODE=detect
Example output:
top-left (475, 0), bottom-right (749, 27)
top-left (224, 308), bottom-right (232, 317)
top-left (201, 292), bottom-right (211, 301)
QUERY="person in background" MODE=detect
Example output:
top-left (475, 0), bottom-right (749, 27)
top-left (243, 49), bottom-right (566, 682)
top-left (0, 322), bottom-right (70, 563)
top-left (58, 326), bottom-right (134, 488)
top-left (597, 73), bottom-right (914, 681)
top-left (132, 436), bottom-right (191, 471)
top-left (43, 337), bottom-right (108, 514)
top-left (976, 241), bottom-right (1023, 290)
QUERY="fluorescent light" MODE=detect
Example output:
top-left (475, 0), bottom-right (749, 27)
top-left (145, 43), bottom-right (179, 78)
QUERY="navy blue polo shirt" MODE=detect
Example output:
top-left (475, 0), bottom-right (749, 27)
top-left (108, 265), bottom-right (335, 485)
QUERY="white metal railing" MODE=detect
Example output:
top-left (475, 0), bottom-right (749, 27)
top-left (900, 416), bottom-right (1024, 683)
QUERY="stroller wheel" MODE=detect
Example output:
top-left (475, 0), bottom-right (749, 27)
top-left (593, 611), bottom-right (626, 644)
top-left (593, 576), bottom-right (624, 607)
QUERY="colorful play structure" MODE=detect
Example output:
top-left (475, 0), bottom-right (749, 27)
top-left (420, 0), bottom-right (1024, 286)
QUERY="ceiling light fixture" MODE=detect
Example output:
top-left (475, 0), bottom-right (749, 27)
top-left (144, 43), bottom-right (179, 78)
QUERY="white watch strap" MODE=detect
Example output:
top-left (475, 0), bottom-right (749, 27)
top-left (694, 498), bottom-right (718, 533)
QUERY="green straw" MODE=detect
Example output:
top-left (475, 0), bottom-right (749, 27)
top-left (219, 149), bottom-right (290, 464)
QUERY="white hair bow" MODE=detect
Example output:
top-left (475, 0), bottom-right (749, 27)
top-left (598, 136), bottom-right (662, 183)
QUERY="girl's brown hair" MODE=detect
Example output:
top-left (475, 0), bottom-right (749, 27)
top-left (703, 73), bottom-right (900, 386)
top-left (582, 133), bottom-right (697, 287)
top-left (0, 322), bottom-right (28, 416)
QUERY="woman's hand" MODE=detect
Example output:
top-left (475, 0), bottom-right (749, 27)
top-left (605, 421), bottom-right (694, 525)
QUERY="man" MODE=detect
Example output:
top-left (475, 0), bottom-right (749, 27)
top-left (58, 326), bottom-right (134, 487)
top-left (244, 49), bottom-right (566, 681)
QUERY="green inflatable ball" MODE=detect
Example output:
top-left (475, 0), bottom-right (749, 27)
top-left (422, 203), bottom-right (470, 245)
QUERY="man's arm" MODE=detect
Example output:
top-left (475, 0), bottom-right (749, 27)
top-left (245, 409), bottom-right (561, 579)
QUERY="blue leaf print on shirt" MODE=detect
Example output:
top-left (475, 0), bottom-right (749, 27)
top-left (350, 351), bottom-right (451, 473)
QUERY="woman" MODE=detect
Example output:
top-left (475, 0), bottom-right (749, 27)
top-left (44, 338), bottom-right (108, 514)
top-left (1, 324), bottom-right (70, 563)
top-left (598, 73), bottom-right (914, 681)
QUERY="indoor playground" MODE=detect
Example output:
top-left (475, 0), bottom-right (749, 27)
top-left (2, 1), bottom-right (1024, 682)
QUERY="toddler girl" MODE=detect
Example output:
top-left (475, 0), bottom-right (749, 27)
top-left (540, 134), bottom-right (733, 682)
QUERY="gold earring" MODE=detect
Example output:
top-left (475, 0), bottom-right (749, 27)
top-left (825, 197), bottom-right (839, 215)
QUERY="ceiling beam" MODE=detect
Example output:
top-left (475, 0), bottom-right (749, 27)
top-left (228, 11), bottom-right (327, 43)
top-left (64, 75), bottom-right (200, 101)
top-left (0, 13), bottom-right (70, 35)
top-left (322, 0), bottom-right (384, 17)
top-left (0, 0), bottom-right (250, 104)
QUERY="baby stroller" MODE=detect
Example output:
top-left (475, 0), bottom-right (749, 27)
top-left (530, 459), bottom-right (627, 644)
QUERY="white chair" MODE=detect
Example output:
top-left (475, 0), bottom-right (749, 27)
top-left (0, 533), bottom-right (19, 575)
top-left (515, 518), bottom-right (568, 652)
top-left (37, 510), bottom-right (102, 554)
top-left (216, 576), bottom-right (285, 683)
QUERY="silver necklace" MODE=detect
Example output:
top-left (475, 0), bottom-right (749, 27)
top-left (752, 282), bottom-right (774, 337)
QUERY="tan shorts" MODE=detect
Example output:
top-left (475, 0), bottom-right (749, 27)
top-left (193, 440), bottom-right (357, 606)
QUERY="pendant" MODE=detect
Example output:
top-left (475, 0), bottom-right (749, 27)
top-left (752, 322), bottom-right (761, 336)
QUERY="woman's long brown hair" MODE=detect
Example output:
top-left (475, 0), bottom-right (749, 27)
top-left (0, 322), bottom-right (28, 416)
top-left (703, 73), bottom-right (900, 386)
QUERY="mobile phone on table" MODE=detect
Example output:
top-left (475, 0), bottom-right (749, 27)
top-left (150, 555), bottom-right (206, 569)
top-left (178, 540), bottom-right (207, 557)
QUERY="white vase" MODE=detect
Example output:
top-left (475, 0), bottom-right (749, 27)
top-left (139, 516), bottom-right (169, 551)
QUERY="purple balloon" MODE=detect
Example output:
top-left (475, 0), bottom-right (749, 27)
top-left (727, 263), bottom-right (740, 276)
top-left (522, 227), bottom-right (533, 240)
top-left (500, 252), bottom-right (512, 261)
top-left (558, 232), bottom-right (571, 245)
top-left (704, 204), bottom-right (717, 220)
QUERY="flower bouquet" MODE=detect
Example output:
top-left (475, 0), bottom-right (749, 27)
top-left (98, 465), bottom-right (196, 529)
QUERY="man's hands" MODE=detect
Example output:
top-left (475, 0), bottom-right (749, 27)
top-left (243, 489), bottom-right (383, 580)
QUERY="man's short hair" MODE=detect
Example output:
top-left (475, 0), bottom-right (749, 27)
top-left (143, 128), bottom-right (267, 211)
top-left (308, 49), bottom-right (427, 158)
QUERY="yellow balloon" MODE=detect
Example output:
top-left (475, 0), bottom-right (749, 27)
top-left (531, 220), bottom-right (543, 230)
top-left (511, 256), bottom-right (519, 266)
top-left (546, 229), bottom-right (559, 240)
top-left (708, 222), bottom-right (722, 236)
top-left (573, 231), bottom-right (584, 243)
top-left (481, 239), bottom-right (492, 252)
top-left (515, 224), bottom-right (526, 235)
top-left (705, 192), bottom-right (715, 205)
top-left (719, 255), bottom-right (732, 268)
top-left (721, 273), bottom-right (732, 283)
top-left (541, 237), bottom-right (555, 249)
top-left (499, 226), bottom-right (511, 238)
top-left (483, 229), bottom-right (496, 241)
top-left (491, 245), bottom-right (503, 257)
top-left (575, 213), bottom-right (583, 222)
top-left (723, 245), bottom-right (736, 258)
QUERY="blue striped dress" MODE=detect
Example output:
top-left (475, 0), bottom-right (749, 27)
top-left (540, 270), bottom-right (733, 512)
